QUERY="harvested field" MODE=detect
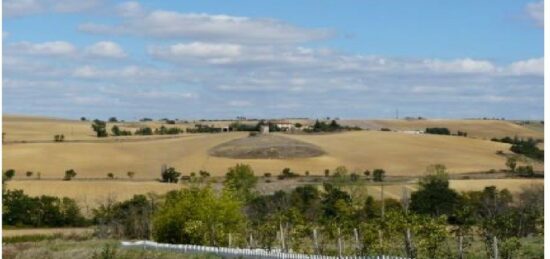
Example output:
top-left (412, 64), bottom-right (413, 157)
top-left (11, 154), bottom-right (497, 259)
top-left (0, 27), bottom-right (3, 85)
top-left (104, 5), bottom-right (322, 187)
top-left (5, 180), bottom-right (183, 211)
top-left (339, 119), bottom-right (543, 140)
top-left (209, 134), bottom-right (325, 159)
top-left (2, 227), bottom-right (94, 238)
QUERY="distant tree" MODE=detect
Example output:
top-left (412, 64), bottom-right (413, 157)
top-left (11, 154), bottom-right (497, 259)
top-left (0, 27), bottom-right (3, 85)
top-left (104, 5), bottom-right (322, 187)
top-left (410, 164), bottom-right (459, 216)
top-left (3, 169), bottom-right (15, 181)
top-left (305, 171), bottom-right (310, 176)
top-left (160, 167), bottom-right (181, 183)
top-left (80, 117), bottom-right (87, 121)
top-left (363, 170), bottom-right (371, 177)
top-left (54, 134), bottom-right (65, 142)
top-left (350, 172), bottom-right (360, 182)
top-left (26, 171), bottom-right (33, 178)
top-left (372, 169), bottom-right (385, 182)
top-left (264, 172), bottom-right (272, 178)
top-left (324, 169), bottom-right (330, 177)
top-left (127, 171), bottom-right (135, 179)
top-left (294, 122), bottom-right (303, 128)
top-left (107, 173), bottom-right (114, 179)
top-left (135, 127), bottom-right (153, 135)
top-left (505, 157), bottom-right (517, 172)
top-left (64, 169), bottom-right (77, 181)
top-left (224, 164), bottom-right (258, 201)
top-left (91, 120), bottom-right (108, 137)
top-left (515, 165), bottom-right (535, 177)
top-left (108, 117), bottom-right (118, 122)
top-left (111, 125), bottom-right (121, 136)
top-left (199, 170), bottom-right (210, 178)
top-left (425, 127), bottom-right (451, 135)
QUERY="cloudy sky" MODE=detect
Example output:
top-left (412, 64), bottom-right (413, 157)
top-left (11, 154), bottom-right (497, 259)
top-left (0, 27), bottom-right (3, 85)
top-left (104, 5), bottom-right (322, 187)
top-left (3, 0), bottom-right (544, 120)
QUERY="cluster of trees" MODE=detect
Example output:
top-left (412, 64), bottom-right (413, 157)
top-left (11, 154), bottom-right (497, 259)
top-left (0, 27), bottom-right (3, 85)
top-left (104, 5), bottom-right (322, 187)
top-left (424, 127), bottom-right (451, 135)
top-left (305, 120), bottom-right (361, 133)
top-left (186, 124), bottom-right (223, 133)
top-left (2, 163), bottom-right (543, 257)
top-left (492, 136), bottom-right (544, 161)
top-left (3, 190), bottom-right (86, 227)
top-left (93, 163), bottom-right (542, 258)
top-left (53, 134), bottom-right (65, 142)
top-left (505, 157), bottom-right (536, 177)
top-left (92, 120), bottom-right (185, 137)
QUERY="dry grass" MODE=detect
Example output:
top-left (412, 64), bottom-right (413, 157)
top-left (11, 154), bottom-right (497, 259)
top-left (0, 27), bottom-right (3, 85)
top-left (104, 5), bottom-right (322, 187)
top-left (3, 115), bottom-right (543, 179)
top-left (2, 227), bottom-right (94, 238)
top-left (5, 180), bottom-right (183, 211)
top-left (339, 119), bottom-right (543, 139)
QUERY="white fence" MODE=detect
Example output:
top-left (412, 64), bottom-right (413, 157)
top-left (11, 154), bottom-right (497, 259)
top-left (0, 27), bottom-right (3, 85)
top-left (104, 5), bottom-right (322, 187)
top-left (121, 240), bottom-right (410, 259)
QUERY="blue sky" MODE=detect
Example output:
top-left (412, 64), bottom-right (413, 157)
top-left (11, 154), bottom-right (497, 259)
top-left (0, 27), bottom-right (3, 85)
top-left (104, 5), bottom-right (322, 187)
top-left (3, 0), bottom-right (544, 120)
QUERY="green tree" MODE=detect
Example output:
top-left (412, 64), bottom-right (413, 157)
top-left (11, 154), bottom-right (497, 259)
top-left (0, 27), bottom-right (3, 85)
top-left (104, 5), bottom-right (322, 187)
top-left (107, 173), bottom-right (114, 179)
top-left (3, 169), bottom-right (15, 181)
top-left (91, 120), bottom-right (108, 137)
top-left (111, 125), bottom-right (121, 136)
top-left (153, 186), bottom-right (245, 245)
top-left (505, 157), bottom-right (517, 172)
top-left (26, 171), bottom-right (33, 178)
top-left (127, 171), bottom-right (135, 179)
top-left (410, 164), bottom-right (459, 216)
top-left (64, 169), bottom-right (77, 181)
top-left (372, 169), bottom-right (385, 182)
top-left (161, 167), bottom-right (181, 183)
top-left (224, 164), bottom-right (257, 201)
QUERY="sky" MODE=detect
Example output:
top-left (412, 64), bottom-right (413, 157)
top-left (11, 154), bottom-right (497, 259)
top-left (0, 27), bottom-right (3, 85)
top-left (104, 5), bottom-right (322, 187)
top-left (2, 0), bottom-right (545, 120)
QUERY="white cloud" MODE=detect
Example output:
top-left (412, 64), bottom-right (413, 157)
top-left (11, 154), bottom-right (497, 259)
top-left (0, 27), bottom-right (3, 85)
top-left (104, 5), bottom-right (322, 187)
top-left (79, 10), bottom-right (332, 44)
top-left (526, 1), bottom-right (544, 27)
top-left (9, 41), bottom-right (76, 56)
top-left (72, 65), bottom-right (174, 82)
top-left (116, 1), bottom-right (144, 18)
top-left (506, 57), bottom-right (544, 76)
top-left (151, 42), bottom-right (242, 60)
top-left (228, 100), bottom-right (252, 107)
top-left (3, 0), bottom-right (102, 18)
top-left (422, 58), bottom-right (496, 74)
top-left (85, 41), bottom-right (127, 58)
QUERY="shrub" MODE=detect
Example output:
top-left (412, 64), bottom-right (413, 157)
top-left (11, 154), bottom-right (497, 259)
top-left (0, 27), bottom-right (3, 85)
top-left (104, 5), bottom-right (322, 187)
top-left (380, 128), bottom-right (391, 131)
top-left (160, 167), bottom-right (181, 183)
top-left (127, 171), bottom-right (135, 179)
top-left (91, 120), bottom-right (108, 137)
top-left (134, 127), bottom-right (153, 135)
top-left (26, 171), bottom-right (33, 177)
top-left (54, 134), bottom-right (65, 142)
top-left (107, 173), bottom-right (114, 179)
top-left (4, 169), bottom-right (15, 181)
top-left (264, 172), bottom-right (272, 178)
top-left (425, 127), bottom-right (451, 135)
top-left (372, 169), bottom-right (385, 182)
top-left (64, 169), bottom-right (77, 181)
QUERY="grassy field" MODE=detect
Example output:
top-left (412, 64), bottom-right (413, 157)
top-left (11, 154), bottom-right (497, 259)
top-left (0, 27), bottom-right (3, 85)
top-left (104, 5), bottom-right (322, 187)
top-left (4, 121), bottom-right (530, 178)
top-left (2, 227), bottom-right (94, 238)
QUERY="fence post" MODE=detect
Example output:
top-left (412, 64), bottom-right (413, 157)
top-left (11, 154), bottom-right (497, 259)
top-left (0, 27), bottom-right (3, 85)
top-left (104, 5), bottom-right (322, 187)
top-left (493, 236), bottom-right (499, 259)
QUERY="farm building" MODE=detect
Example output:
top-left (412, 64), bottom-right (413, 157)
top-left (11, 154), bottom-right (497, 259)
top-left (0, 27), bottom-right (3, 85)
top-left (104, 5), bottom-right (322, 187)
top-left (270, 120), bottom-right (294, 131)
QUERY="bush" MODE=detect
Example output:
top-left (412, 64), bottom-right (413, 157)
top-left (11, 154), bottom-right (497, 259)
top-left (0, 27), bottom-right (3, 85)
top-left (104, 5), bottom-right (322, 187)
top-left (54, 134), bottom-right (65, 142)
top-left (372, 169), bottom-right (385, 182)
top-left (64, 169), bottom-right (77, 181)
top-left (160, 167), bottom-right (181, 183)
top-left (134, 127), bottom-right (153, 135)
top-left (4, 169), bottom-right (15, 181)
top-left (278, 168), bottom-right (299, 180)
top-left (91, 120), bottom-right (108, 137)
top-left (425, 127), bottom-right (450, 135)
top-left (380, 128), bottom-right (391, 131)
top-left (3, 189), bottom-right (86, 227)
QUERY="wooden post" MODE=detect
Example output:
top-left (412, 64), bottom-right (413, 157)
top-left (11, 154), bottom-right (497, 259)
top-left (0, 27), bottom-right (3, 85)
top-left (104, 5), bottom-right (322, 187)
top-left (228, 233), bottom-right (232, 248)
top-left (279, 222), bottom-right (286, 252)
top-left (381, 183), bottom-right (385, 219)
top-left (493, 235), bottom-right (499, 259)
top-left (337, 227), bottom-right (343, 258)
top-left (354, 228), bottom-right (360, 255)
top-left (313, 228), bottom-right (319, 254)
top-left (458, 235), bottom-right (464, 259)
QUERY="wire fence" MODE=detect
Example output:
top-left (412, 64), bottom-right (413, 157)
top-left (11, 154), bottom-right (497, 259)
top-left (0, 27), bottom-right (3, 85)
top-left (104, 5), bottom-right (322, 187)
top-left (121, 240), bottom-right (411, 259)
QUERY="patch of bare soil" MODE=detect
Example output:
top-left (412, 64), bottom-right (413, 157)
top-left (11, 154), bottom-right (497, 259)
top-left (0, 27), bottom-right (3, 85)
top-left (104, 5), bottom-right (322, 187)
top-left (209, 134), bottom-right (325, 159)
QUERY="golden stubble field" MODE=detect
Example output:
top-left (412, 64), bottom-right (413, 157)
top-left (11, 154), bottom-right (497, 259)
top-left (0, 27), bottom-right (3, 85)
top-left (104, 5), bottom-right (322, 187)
top-left (339, 119), bottom-right (543, 139)
top-left (4, 115), bottom-right (544, 179)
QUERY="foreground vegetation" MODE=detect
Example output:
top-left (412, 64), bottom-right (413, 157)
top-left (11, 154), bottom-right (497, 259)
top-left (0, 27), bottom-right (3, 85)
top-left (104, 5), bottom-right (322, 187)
top-left (3, 163), bottom-right (542, 258)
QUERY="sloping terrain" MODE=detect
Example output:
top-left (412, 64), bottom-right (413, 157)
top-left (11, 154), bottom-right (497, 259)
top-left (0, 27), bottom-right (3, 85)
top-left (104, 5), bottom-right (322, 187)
top-left (209, 134), bottom-right (325, 159)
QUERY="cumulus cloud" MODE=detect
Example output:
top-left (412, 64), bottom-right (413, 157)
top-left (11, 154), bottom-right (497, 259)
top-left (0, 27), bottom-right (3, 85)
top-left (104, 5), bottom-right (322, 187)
top-left (9, 41), bottom-right (76, 56)
top-left (422, 58), bottom-right (496, 74)
top-left (79, 10), bottom-right (332, 44)
top-left (4, 0), bottom-right (102, 18)
top-left (116, 1), bottom-right (144, 18)
top-left (525, 1), bottom-right (544, 27)
top-left (85, 41), bottom-right (127, 58)
top-left (506, 57), bottom-right (544, 76)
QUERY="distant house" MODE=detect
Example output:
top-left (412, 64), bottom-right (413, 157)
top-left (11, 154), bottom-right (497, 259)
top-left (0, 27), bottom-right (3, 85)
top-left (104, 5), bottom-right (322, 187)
top-left (270, 120), bottom-right (293, 131)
